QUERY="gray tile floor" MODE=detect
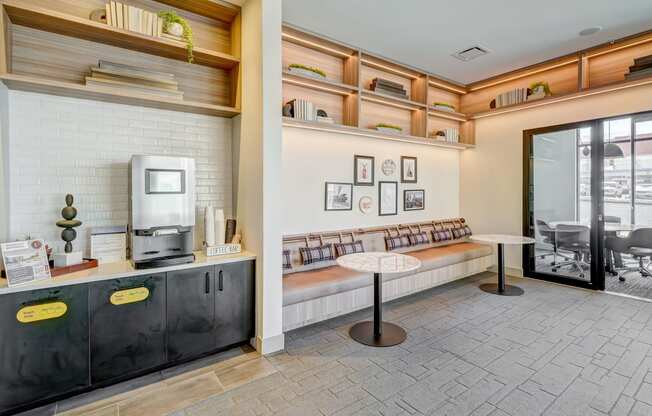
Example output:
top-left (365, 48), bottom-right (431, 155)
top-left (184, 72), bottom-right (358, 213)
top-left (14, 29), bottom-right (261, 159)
top-left (176, 271), bottom-right (652, 416)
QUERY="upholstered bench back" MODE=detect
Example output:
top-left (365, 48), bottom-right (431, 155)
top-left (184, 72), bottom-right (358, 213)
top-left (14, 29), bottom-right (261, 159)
top-left (282, 218), bottom-right (473, 275)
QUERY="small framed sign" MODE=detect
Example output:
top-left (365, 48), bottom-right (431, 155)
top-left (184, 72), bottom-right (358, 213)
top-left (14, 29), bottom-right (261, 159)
top-left (1, 239), bottom-right (52, 287)
top-left (354, 155), bottom-right (375, 186)
top-left (401, 156), bottom-right (417, 183)
top-left (325, 182), bottom-right (353, 211)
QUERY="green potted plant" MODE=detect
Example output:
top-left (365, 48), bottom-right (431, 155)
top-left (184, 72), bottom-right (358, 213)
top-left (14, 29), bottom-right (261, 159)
top-left (529, 81), bottom-right (551, 97)
top-left (432, 102), bottom-right (456, 112)
top-left (375, 123), bottom-right (403, 133)
top-left (288, 63), bottom-right (326, 79)
top-left (159, 11), bottom-right (194, 63)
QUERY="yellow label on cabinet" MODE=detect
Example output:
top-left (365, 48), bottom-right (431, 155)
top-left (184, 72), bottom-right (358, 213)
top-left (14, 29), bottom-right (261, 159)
top-left (110, 287), bottom-right (150, 305)
top-left (16, 302), bottom-right (68, 323)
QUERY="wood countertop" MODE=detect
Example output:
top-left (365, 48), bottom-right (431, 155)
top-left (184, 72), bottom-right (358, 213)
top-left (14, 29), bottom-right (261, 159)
top-left (0, 251), bottom-right (256, 295)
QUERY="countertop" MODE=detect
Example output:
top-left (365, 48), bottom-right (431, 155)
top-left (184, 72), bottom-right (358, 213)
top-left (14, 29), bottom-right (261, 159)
top-left (0, 251), bottom-right (256, 295)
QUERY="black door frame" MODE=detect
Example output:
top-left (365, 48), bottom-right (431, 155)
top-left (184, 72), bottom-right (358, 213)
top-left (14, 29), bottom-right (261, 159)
top-left (522, 119), bottom-right (605, 290)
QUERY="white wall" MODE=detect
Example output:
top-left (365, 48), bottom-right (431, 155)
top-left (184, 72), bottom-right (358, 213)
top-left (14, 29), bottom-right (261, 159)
top-left (282, 127), bottom-right (461, 234)
top-left (461, 83), bottom-right (652, 273)
top-left (6, 90), bottom-right (233, 255)
top-left (239, 0), bottom-right (284, 354)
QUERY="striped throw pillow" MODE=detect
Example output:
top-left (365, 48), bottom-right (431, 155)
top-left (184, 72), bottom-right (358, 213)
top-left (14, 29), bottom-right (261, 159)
top-left (385, 235), bottom-right (411, 251)
top-left (334, 240), bottom-right (365, 257)
top-left (282, 249), bottom-right (292, 270)
top-left (299, 244), bottom-right (335, 265)
top-left (431, 229), bottom-right (454, 242)
top-left (408, 232), bottom-right (429, 246)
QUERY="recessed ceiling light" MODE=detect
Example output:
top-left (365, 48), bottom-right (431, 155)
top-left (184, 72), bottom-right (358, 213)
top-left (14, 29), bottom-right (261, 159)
top-left (579, 26), bottom-right (602, 36)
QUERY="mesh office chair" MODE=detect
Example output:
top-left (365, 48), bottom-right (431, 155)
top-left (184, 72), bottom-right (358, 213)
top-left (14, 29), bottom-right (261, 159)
top-left (605, 228), bottom-right (652, 282)
top-left (535, 219), bottom-right (576, 268)
top-left (555, 224), bottom-right (591, 278)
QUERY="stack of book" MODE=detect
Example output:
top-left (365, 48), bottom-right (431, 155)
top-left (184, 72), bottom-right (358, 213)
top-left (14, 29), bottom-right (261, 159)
top-left (85, 60), bottom-right (184, 100)
top-left (626, 55), bottom-right (652, 81)
top-left (105, 1), bottom-right (163, 37)
top-left (288, 99), bottom-right (316, 121)
top-left (495, 88), bottom-right (528, 108)
top-left (370, 78), bottom-right (408, 99)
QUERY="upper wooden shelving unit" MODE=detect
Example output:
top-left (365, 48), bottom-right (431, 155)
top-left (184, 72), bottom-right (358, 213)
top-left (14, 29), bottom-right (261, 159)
top-left (0, 0), bottom-right (242, 117)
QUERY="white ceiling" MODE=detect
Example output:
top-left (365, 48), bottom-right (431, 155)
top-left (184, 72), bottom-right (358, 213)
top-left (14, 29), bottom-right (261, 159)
top-left (282, 0), bottom-right (652, 84)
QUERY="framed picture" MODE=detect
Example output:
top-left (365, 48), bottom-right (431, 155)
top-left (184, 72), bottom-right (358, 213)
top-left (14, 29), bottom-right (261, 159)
top-left (401, 156), bottom-right (417, 183)
top-left (354, 155), bottom-right (375, 186)
top-left (378, 181), bottom-right (398, 216)
top-left (404, 189), bottom-right (425, 211)
top-left (325, 182), bottom-right (353, 211)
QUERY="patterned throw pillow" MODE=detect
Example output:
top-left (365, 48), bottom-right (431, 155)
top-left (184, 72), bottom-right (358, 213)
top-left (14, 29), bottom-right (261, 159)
top-left (431, 229), bottom-right (454, 242)
top-left (408, 232), bottom-right (429, 246)
top-left (299, 244), bottom-right (335, 265)
top-left (385, 235), bottom-right (411, 251)
top-left (334, 240), bottom-right (365, 257)
top-left (451, 224), bottom-right (473, 239)
top-left (282, 249), bottom-right (292, 270)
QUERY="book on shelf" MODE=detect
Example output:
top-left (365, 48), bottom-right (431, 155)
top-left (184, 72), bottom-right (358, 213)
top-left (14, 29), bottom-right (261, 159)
top-left (85, 77), bottom-right (184, 99)
top-left (87, 60), bottom-right (183, 99)
top-left (371, 88), bottom-right (409, 100)
top-left (372, 77), bottom-right (404, 90)
top-left (107, 1), bottom-right (162, 37)
top-left (495, 87), bottom-right (528, 108)
top-left (287, 99), bottom-right (316, 121)
top-left (634, 55), bottom-right (652, 67)
top-left (98, 60), bottom-right (176, 81)
top-left (91, 67), bottom-right (179, 90)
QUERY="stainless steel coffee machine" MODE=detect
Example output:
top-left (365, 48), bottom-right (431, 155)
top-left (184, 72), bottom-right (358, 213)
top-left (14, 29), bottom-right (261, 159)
top-left (129, 155), bottom-right (196, 269)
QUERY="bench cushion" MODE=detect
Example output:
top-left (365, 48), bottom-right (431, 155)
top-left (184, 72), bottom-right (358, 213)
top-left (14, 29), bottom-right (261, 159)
top-left (283, 242), bottom-right (492, 306)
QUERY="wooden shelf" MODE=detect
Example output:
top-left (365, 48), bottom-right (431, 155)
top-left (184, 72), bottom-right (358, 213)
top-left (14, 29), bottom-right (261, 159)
top-left (3, 1), bottom-right (240, 70)
top-left (282, 27), bottom-right (357, 58)
top-left (469, 75), bottom-right (652, 119)
top-left (0, 74), bottom-right (240, 118)
top-left (282, 70), bottom-right (358, 96)
top-left (283, 117), bottom-right (474, 150)
top-left (361, 90), bottom-right (426, 111)
top-left (155, 0), bottom-right (240, 23)
top-left (427, 107), bottom-right (468, 122)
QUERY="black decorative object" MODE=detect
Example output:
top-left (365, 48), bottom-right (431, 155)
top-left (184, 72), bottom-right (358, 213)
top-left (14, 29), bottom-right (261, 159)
top-left (282, 102), bottom-right (294, 117)
top-left (56, 194), bottom-right (82, 253)
top-left (317, 109), bottom-right (328, 117)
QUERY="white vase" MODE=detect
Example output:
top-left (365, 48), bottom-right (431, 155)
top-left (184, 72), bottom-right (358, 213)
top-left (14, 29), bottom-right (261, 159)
top-left (167, 22), bottom-right (183, 37)
top-left (214, 209), bottom-right (225, 245)
top-left (204, 206), bottom-right (215, 247)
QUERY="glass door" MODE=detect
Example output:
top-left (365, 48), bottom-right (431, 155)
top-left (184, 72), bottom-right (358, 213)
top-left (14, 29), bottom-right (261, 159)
top-left (524, 122), bottom-right (604, 289)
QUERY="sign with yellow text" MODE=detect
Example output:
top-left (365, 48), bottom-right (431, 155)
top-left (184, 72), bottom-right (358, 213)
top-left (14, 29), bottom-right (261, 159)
top-left (17, 302), bottom-right (68, 323)
top-left (110, 287), bottom-right (150, 305)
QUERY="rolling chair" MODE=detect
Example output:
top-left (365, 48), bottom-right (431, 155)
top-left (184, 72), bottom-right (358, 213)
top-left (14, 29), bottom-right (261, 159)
top-left (535, 219), bottom-right (576, 269)
top-left (605, 228), bottom-right (652, 282)
top-left (555, 224), bottom-right (591, 278)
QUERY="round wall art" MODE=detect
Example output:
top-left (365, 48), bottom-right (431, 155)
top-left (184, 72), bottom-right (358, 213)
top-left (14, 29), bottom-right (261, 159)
top-left (381, 159), bottom-right (396, 176)
top-left (358, 196), bottom-right (373, 214)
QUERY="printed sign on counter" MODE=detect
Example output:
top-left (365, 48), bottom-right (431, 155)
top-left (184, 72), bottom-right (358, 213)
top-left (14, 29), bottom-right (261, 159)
top-left (1, 239), bottom-right (52, 287)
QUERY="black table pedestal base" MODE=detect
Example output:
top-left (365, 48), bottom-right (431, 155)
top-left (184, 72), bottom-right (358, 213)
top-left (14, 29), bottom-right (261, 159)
top-left (349, 321), bottom-right (406, 347)
top-left (479, 283), bottom-right (524, 296)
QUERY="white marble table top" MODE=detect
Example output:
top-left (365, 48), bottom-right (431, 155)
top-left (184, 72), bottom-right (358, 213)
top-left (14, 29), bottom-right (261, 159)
top-left (471, 234), bottom-right (536, 245)
top-left (337, 252), bottom-right (421, 274)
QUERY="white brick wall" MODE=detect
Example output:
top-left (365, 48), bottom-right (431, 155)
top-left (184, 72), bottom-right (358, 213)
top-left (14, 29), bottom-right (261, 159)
top-left (8, 91), bottom-right (233, 256)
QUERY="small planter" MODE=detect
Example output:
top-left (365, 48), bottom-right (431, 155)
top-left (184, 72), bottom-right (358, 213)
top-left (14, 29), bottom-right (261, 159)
top-left (288, 66), bottom-right (326, 79)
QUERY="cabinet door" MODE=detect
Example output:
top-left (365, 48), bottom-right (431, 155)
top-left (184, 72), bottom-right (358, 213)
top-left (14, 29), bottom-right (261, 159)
top-left (215, 260), bottom-right (255, 349)
top-left (0, 285), bottom-right (89, 413)
top-left (167, 266), bottom-right (216, 362)
top-left (90, 274), bottom-right (166, 384)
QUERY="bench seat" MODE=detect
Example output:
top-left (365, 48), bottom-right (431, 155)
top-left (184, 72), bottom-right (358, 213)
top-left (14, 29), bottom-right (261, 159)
top-left (283, 242), bottom-right (491, 306)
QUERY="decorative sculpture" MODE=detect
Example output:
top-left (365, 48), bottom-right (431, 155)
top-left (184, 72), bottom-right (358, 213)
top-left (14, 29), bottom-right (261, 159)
top-left (56, 194), bottom-right (82, 253)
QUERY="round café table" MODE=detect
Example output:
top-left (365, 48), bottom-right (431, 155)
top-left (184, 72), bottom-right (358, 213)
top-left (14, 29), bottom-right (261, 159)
top-left (337, 252), bottom-right (421, 347)
top-left (471, 234), bottom-right (535, 296)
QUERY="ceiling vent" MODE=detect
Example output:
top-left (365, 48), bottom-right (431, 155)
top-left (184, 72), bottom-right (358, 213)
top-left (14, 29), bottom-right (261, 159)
top-left (452, 45), bottom-right (489, 62)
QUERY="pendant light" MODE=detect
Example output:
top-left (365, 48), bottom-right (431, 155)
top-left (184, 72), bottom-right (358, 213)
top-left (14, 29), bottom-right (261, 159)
top-left (604, 122), bottom-right (624, 159)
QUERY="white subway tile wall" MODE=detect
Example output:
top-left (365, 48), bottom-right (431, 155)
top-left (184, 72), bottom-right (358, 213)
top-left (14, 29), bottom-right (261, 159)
top-left (8, 91), bottom-right (233, 256)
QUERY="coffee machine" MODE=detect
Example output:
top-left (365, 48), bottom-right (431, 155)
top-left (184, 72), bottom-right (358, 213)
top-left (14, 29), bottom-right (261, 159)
top-left (129, 155), bottom-right (196, 269)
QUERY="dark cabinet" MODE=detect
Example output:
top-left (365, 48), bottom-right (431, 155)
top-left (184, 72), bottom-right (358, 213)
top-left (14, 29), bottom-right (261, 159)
top-left (215, 260), bottom-right (255, 349)
top-left (167, 266), bottom-right (216, 362)
top-left (0, 285), bottom-right (89, 414)
top-left (89, 273), bottom-right (166, 384)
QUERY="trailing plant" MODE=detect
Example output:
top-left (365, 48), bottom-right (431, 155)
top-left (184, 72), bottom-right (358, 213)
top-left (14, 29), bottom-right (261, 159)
top-left (375, 123), bottom-right (402, 131)
top-left (289, 63), bottom-right (326, 78)
top-left (159, 11), bottom-right (194, 63)
top-left (432, 102), bottom-right (456, 110)
top-left (529, 81), bottom-right (551, 96)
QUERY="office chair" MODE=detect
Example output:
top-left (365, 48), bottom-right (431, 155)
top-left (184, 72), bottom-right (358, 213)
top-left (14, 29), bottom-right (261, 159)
top-left (605, 228), bottom-right (652, 282)
top-left (535, 219), bottom-right (576, 269)
top-left (555, 224), bottom-right (591, 278)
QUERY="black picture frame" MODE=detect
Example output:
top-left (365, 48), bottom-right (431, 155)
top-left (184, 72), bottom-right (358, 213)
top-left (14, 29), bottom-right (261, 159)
top-left (378, 181), bottom-right (398, 216)
top-left (354, 155), bottom-right (375, 186)
top-left (401, 156), bottom-right (417, 183)
top-left (404, 189), bottom-right (425, 211)
top-left (324, 182), bottom-right (353, 211)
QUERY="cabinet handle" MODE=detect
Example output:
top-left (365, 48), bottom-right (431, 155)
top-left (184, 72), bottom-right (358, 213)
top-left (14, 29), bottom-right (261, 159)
top-left (205, 272), bottom-right (210, 294)
top-left (218, 270), bottom-right (224, 291)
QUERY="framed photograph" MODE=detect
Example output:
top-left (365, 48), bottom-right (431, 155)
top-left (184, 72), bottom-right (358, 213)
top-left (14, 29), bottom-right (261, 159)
top-left (325, 182), bottom-right (353, 211)
top-left (404, 189), bottom-right (425, 211)
top-left (378, 181), bottom-right (398, 216)
top-left (401, 156), bottom-right (417, 183)
top-left (354, 155), bottom-right (375, 186)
